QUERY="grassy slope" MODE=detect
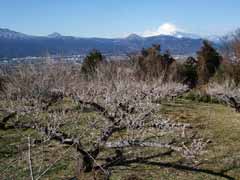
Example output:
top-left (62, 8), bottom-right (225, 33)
top-left (158, 99), bottom-right (240, 179)
top-left (1, 99), bottom-right (240, 179)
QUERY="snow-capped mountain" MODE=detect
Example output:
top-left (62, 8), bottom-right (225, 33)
top-left (205, 35), bottom-right (221, 43)
top-left (0, 27), bottom-right (205, 58)
top-left (172, 31), bottom-right (202, 39)
top-left (129, 31), bottom-right (202, 40)
top-left (48, 32), bottom-right (63, 38)
top-left (126, 33), bottom-right (144, 40)
top-left (0, 28), bottom-right (30, 39)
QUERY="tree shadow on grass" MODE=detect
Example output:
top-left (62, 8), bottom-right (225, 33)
top-left (102, 151), bottom-right (236, 180)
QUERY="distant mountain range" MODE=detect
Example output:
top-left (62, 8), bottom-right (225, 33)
top-left (0, 28), bottom-right (208, 58)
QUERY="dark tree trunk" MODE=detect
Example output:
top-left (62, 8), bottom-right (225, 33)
top-left (82, 154), bottom-right (94, 172)
top-left (76, 147), bottom-right (100, 174)
top-left (230, 97), bottom-right (240, 112)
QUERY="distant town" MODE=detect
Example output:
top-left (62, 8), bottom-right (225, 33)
top-left (0, 54), bottom-right (189, 65)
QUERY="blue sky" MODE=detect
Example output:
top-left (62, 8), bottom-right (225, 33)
top-left (0, 0), bottom-right (239, 38)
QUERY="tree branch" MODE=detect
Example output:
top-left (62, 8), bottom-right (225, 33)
top-left (105, 140), bottom-right (182, 152)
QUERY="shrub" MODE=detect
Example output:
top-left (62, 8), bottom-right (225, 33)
top-left (81, 49), bottom-right (104, 78)
top-left (183, 90), bottom-right (220, 103)
top-left (178, 57), bottom-right (198, 88)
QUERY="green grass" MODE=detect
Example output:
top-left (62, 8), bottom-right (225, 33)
top-left (158, 99), bottom-right (240, 179)
top-left (1, 99), bottom-right (240, 179)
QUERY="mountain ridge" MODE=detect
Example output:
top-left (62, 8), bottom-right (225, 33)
top-left (0, 28), bottom-right (205, 58)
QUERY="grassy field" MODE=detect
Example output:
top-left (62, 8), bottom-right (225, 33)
top-left (1, 98), bottom-right (240, 180)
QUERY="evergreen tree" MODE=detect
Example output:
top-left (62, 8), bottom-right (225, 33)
top-left (180, 57), bottom-right (198, 88)
top-left (197, 40), bottom-right (222, 84)
top-left (81, 49), bottom-right (104, 76)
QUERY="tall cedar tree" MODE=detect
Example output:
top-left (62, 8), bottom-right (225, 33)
top-left (197, 40), bottom-right (222, 84)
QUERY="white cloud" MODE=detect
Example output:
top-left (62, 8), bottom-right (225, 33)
top-left (142, 23), bottom-right (182, 37)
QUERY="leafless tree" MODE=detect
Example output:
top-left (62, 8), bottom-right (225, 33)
top-left (221, 29), bottom-right (240, 63)
top-left (0, 62), bottom-right (207, 179)
top-left (207, 81), bottom-right (240, 112)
